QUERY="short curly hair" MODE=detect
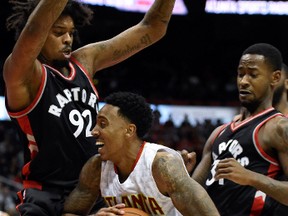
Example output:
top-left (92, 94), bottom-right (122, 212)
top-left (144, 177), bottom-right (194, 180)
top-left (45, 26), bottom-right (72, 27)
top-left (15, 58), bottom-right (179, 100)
top-left (6, 0), bottom-right (94, 41)
top-left (104, 92), bottom-right (153, 139)
top-left (242, 43), bottom-right (282, 72)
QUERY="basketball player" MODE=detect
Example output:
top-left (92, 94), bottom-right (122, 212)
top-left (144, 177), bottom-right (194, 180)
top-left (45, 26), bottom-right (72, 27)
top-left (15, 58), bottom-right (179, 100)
top-left (62, 92), bottom-right (220, 216)
top-left (231, 62), bottom-right (288, 215)
top-left (3, 0), bottom-right (177, 215)
top-left (190, 43), bottom-right (288, 215)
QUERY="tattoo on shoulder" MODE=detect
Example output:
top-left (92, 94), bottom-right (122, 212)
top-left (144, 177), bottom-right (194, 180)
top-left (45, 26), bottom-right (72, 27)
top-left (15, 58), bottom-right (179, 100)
top-left (154, 153), bottom-right (185, 190)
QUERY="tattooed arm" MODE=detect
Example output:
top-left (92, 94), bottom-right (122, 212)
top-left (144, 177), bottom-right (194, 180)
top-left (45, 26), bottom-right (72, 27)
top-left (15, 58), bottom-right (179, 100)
top-left (152, 151), bottom-right (220, 216)
top-left (63, 154), bottom-right (102, 215)
top-left (62, 155), bottom-right (126, 216)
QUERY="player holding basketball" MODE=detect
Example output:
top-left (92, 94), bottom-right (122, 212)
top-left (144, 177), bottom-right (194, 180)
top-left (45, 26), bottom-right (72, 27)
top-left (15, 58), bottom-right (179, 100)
top-left (62, 92), bottom-right (220, 216)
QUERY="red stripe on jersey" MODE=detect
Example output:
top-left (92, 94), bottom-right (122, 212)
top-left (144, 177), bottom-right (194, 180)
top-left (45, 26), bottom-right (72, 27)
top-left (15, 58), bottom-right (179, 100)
top-left (23, 180), bottom-right (42, 190)
top-left (16, 116), bottom-right (39, 179)
top-left (7, 64), bottom-right (47, 118)
top-left (16, 190), bottom-right (24, 212)
top-left (70, 56), bottom-right (99, 98)
top-left (253, 113), bottom-right (283, 165)
top-left (230, 107), bottom-right (274, 132)
top-left (250, 190), bottom-right (266, 216)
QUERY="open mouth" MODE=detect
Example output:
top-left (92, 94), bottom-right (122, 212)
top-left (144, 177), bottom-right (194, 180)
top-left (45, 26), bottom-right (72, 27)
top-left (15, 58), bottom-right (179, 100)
top-left (96, 141), bottom-right (104, 148)
top-left (63, 51), bottom-right (71, 59)
top-left (239, 90), bottom-right (251, 96)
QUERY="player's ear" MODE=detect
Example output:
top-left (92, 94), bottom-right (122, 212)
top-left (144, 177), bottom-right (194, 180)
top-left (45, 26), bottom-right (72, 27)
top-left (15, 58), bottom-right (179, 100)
top-left (125, 124), bottom-right (136, 137)
top-left (272, 70), bottom-right (281, 86)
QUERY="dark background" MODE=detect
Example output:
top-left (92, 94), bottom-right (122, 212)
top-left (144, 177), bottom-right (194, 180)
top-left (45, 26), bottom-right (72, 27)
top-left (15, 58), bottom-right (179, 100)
top-left (1, 1), bottom-right (288, 107)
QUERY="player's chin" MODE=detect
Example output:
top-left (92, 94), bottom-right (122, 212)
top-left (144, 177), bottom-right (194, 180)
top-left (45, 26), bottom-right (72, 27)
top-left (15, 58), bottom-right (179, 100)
top-left (98, 148), bottom-right (107, 160)
top-left (99, 154), bottom-right (108, 161)
top-left (239, 98), bottom-right (251, 106)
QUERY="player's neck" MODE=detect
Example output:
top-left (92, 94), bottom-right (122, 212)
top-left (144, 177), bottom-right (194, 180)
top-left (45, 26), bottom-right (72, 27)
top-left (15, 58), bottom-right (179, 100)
top-left (38, 54), bottom-right (71, 77)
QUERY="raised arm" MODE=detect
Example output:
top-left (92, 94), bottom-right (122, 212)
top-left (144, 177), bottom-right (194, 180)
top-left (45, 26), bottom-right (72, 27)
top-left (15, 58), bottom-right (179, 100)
top-left (4, 0), bottom-right (68, 111)
top-left (73, 0), bottom-right (176, 76)
top-left (152, 151), bottom-right (219, 216)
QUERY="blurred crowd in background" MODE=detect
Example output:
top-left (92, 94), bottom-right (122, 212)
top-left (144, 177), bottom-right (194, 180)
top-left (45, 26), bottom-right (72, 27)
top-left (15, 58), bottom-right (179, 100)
top-left (0, 121), bottom-right (22, 216)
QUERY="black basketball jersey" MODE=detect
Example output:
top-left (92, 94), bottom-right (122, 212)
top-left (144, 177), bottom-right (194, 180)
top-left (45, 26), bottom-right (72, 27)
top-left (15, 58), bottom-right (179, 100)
top-left (206, 107), bottom-right (285, 216)
top-left (7, 57), bottom-right (99, 190)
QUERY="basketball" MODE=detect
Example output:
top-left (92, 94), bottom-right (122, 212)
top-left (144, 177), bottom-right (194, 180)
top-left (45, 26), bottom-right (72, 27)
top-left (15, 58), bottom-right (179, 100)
top-left (123, 207), bottom-right (149, 216)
